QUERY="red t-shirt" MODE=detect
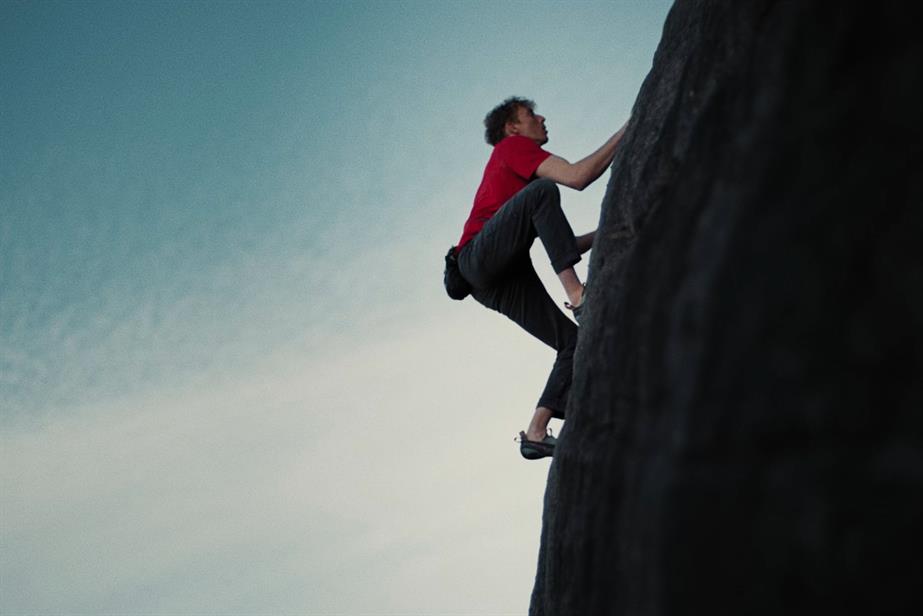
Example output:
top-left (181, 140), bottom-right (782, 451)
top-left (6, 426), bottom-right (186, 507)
top-left (458, 135), bottom-right (552, 248)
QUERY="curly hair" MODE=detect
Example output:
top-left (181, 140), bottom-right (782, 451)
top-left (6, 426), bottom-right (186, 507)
top-left (483, 96), bottom-right (535, 146)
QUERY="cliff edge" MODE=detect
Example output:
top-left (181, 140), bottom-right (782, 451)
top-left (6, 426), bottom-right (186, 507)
top-left (531, 2), bottom-right (922, 614)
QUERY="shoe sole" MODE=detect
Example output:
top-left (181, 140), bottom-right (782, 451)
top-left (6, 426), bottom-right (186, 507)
top-left (520, 443), bottom-right (555, 460)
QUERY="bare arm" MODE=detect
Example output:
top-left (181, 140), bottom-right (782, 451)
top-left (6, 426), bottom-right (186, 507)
top-left (536, 119), bottom-right (629, 191)
top-left (576, 230), bottom-right (595, 254)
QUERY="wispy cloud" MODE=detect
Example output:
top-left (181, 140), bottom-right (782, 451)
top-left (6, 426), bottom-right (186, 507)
top-left (2, 0), bottom-right (671, 612)
top-left (2, 313), bottom-right (551, 613)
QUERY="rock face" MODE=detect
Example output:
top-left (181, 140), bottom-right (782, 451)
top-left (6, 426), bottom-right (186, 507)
top-left (531, 2), bottom-right (922, 614)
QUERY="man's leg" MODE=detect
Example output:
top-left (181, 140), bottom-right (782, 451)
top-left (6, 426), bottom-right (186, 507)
top-left (457, 179), bottom-right (581, 438)
top-left (470, 258), bottom-right (579, 423)
top-left (459, 178), bottom-right (582, 301)
top-left (559, 231), bottom-right (595, 308)
top-left (558, 268), bottom-right (584, 309)
top-left (527, 406), bottom-right (556, 443)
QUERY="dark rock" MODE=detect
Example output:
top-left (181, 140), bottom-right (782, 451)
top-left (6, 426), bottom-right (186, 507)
top-left (531, 2), bottom-right (922, 614)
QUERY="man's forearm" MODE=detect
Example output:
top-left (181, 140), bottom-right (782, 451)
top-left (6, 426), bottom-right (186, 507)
top-left (576, 230), bottom-right (595, 255)
top-left (535, 118), bottom-right (631, 190)
top-left (573, 121), bottom-right (629, 189)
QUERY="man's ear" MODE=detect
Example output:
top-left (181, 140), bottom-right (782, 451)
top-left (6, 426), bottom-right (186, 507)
top-left (504, 120), bottom-right (520, 137)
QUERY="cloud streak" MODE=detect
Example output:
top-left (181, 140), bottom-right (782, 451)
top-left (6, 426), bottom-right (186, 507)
top-left (2, 1), bottom-right (672, 612)
top-left (2, 313), bottom-right (551, 614)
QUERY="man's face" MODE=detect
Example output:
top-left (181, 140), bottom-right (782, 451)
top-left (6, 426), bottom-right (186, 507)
top-left (505, 105), bottom-right (548, 145)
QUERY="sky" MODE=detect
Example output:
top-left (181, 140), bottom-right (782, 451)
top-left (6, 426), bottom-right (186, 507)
top-left (1, 1), bottom-right (673, 613)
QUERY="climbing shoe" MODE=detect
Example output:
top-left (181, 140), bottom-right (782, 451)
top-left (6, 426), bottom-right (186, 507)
top-left (518, 430), bottom-right (557, 460)
top-left (565, 301), bottom-right (584, 324)
top-left (564, 283), bottom-right (586, 325)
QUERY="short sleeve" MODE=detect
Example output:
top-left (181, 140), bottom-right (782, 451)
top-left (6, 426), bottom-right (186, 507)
top-left (499, 136), bottom-right (552, 180)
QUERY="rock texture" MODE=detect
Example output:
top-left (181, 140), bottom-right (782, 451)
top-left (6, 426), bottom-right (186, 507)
top-left (531, 2), bottom-right (922, 614)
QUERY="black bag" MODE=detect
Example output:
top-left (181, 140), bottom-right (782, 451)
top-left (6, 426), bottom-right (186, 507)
top-left (444, 245), bottom-right (472, 300)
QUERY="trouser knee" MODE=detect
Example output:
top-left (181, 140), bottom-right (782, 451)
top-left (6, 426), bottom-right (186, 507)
top-left (529, 178), bottom-right (560, 206)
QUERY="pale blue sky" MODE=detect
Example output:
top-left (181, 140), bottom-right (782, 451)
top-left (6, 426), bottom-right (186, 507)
top-left (2, 1), bottom-right (672, 613)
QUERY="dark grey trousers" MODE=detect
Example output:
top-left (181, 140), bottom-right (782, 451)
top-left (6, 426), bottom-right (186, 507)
top-left (457, 179), bottom-right (580, 418)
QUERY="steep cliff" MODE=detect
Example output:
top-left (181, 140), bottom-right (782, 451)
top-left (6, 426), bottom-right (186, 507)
top-left (531, 2), bottom-right (922, 614)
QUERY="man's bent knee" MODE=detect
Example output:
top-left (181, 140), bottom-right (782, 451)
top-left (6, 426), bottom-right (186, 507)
top-left (522, 178), bottom-right (561, 213)
top-left (530, 177), bottom-right (559, 198)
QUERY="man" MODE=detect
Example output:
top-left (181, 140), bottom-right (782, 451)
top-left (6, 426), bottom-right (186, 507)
top-left (455, 97), bottom-right (627, 460)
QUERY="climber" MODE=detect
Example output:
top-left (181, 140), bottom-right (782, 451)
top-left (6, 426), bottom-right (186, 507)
top-left (452, 96), bottom-right (628, 460)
